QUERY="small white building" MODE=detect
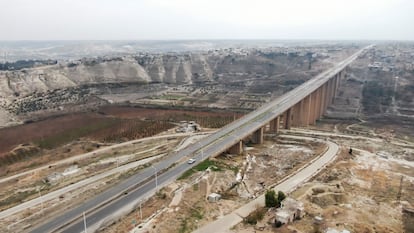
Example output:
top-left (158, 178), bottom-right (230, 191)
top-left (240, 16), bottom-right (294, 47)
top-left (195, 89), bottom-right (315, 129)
top-left (207, 193), bottom-right (221, 202)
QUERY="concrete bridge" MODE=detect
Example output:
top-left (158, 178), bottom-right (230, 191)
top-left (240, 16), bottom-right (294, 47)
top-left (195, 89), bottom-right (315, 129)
top-left (224, 46), bottom-right (371, 155)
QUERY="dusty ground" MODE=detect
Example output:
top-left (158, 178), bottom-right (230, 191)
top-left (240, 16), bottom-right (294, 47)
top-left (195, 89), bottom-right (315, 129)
top-left (102, 135), bottom-right (325, 233)
top-left (229, 124), bottom-right (414, 233)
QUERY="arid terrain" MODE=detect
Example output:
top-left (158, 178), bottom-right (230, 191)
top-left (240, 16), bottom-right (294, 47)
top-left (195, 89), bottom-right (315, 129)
top-left (0, 42), bottom-right (413, 233)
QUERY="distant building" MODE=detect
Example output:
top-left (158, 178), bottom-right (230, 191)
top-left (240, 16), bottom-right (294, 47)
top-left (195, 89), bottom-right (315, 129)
top-left (175, 121), bottom-right (201, 133)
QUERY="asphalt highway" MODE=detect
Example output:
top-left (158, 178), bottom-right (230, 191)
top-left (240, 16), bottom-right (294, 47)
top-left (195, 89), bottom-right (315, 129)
top-left (29, 45), bottom-right (371, 233)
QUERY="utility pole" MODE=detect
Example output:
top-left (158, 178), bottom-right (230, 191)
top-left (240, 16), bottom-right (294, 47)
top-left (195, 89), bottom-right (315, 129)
top-left (397, 175), bottom-right (403, 201)
top-left (38, 189), bottom-right (44, 215)
top-left (151, 165), bottom-right (158, 190)
top-left (139, 201), bottom-right (142, 220)
top-left (83, 212), bottom-right (87, 233)
top-left (198, 142), bottom-right (204, 160)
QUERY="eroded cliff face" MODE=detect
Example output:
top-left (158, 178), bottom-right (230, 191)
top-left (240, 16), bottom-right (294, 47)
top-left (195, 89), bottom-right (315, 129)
top-left (0, 55), bottom-right (206, 99)
top-left (0, 50), bottom-right (312, 100)
top-left (0, 59), bottom-right (150, 98)
top-left (0, 49), bottom-right (318, 125)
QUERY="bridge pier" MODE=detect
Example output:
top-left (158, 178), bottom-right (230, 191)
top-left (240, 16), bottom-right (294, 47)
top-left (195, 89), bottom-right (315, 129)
top-left (316, 87), bottom-right (324, 119)
top-left (229, 141), bottom-right (243, 155)
top-left (328, 77), bottom-right (335, 104)
top-left (291, 101), bottom-right (302, 127)
top-left (252, 127), bottom-right (264, 144)
top-left (303, 95), bottom-right (311, 126)
top-left (322, 83), bottom-right (330, 115)
top-left (310, 91), bottom-right (318, 125)
top-left (319, 83), bottom-right (327, 117)
top-left (269, 116), bottom-right (280, 133)
top-left (284, 108), bottom-right (292, 129)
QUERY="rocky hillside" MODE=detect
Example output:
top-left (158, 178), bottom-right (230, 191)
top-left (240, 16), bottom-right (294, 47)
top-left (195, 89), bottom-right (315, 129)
top-left (0, 48), bottom-right (327, 99)
top-left (0, 45), bottom-right (354, 127)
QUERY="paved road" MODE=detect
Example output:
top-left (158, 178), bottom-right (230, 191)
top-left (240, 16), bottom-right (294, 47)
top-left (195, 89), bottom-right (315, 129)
top-left (29, 47), bottom-right (370, 233)
top-left (194, 135), bottom-right (339, 233)
top-left (0, 153), bottom-right (165, 220)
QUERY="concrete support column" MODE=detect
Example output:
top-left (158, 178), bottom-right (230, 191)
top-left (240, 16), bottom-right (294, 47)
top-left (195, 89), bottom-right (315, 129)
top-left (337, 71), bottom-right (342, 91)
top-left (284, 108), bottom-right (292, 129)
top-left (303, 95), bottom-right (311, 126)
top-left (326, 80), bottom-right (332, 111)
top-left (309, 91), bottom-right (317, 125)
top-left (332, 74), bottom-right (338, 103)
top-left (316, 88), bottom-right (322, 119)
top-left (318, 85), bottom-right (326, 118)
top-left (292, 102), bottom-right (302, 127)
top-left (229, 141), bottom-right (243, 155)
top-left (335, 70), bottom-right (344, 99)
top-left (269, 116), bottom-right (280, 133)
top-left (252, 127), bottom-right (264, 144)
top-left (323, 81), bottom-right (330, 112)
top-left (299, 99), bottom-right (305, 126)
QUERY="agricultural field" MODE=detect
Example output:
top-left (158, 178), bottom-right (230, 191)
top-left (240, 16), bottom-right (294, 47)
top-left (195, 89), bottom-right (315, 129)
top-left (0, 106), bottom-right (242, 173)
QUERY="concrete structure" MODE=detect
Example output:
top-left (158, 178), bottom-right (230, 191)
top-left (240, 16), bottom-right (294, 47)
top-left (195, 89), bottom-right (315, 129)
top-left (176, 121), bottom-right (201, 133)
top-left (275, 198), bottom-right (305, 224)
top-left (207, 193), bottom-right (221, 202)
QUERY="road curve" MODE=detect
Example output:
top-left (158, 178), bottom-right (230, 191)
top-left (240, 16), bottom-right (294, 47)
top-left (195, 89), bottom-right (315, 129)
top-left (194, 134), bottom-right (339, 233)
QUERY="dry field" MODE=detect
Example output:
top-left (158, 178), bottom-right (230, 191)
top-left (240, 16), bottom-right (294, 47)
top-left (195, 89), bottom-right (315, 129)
top-left (0, 106), bottom-right (241, 171)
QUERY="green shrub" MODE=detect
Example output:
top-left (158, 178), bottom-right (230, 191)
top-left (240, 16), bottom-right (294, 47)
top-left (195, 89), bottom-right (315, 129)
top-left (244, 208), bottom-right (266, 225)
top-left (265, 190), bottom-right (277, 208)
top-left (278, 191), bottom-right (286, 203)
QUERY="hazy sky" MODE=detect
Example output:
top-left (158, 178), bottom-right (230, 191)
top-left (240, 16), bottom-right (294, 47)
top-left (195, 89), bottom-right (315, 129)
top-left (1, 0), bottom-right (413, 40)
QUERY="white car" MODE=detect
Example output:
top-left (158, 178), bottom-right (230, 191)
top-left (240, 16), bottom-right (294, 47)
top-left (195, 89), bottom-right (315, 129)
top-left (187, 158), bottom-right (196, 164)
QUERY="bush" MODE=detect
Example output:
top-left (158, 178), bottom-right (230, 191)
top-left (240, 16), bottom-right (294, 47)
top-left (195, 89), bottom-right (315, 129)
top-left (265, 190), bottom-right (277, 208)
top-left (265, 190), bottom-right (286, 208)
top-left (278, 191), bottom-right (286, 203)
top-left (244, 208), bottom-right (265, 225)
